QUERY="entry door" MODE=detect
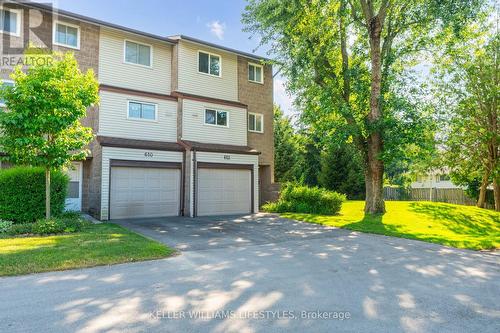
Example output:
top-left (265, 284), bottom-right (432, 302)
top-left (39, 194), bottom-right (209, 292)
top-left (65, 162), bottom-right (82, 211)
top-left (197, 168), bottom-right (252, 216)
top-left (110, 167), bottom-right (181, 219)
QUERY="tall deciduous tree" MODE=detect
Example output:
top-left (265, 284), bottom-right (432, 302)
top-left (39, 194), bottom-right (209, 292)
top-left (0, 52), bottom-right (99, 218)
top-left (243, 0), bottom-right (484, 214)
top-left (441, 35), bottom-right (499, 210)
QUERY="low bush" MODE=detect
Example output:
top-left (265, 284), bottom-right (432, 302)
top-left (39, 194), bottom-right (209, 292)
top-left (0, 220), bottom-right (13, 233)
top-left (3, 214), bottom-right (90, 236)
top-left (263, 183), bottom-right (346, 215)
top-left (0, 167), bottom-right (69, 223)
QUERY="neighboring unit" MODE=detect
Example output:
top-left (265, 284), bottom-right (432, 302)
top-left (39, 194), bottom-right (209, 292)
top-left (0, 1), bottom-right (275, 220)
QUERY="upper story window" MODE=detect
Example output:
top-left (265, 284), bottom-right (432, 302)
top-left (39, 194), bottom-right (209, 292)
top-left (53, 21), bottom-right (80, 49)
top-left (205, 109), bottom-right (227, 127)
top-left (127, 100), bottom-right (157, 121)
top-left (198, 51), bottom-right (221, 77)
top-left (0, 80), bottom-right (14, 108)
top-left (437, 174), bottom-right (450, 182)
top-left (248, 63), bottom-right (263, 84)
top-left (124, 40), bottom-right (152, 67)
top-left (0, 7), bottom-right (21, 36)
top-left (248, 113), bottom-right (263, 133)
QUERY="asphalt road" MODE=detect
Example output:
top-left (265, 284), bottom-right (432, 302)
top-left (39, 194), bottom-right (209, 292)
top-left (1, 214), bottom-right (498, 333)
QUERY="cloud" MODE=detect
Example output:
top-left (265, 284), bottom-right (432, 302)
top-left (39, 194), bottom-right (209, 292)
top-left (273, 76), bottom-right (296, 117)
top-left (207, 21), bottom-right (226, 40)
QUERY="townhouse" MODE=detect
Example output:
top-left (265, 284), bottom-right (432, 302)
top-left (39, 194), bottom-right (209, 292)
top-left (0, 1), bottom-right (275, 220)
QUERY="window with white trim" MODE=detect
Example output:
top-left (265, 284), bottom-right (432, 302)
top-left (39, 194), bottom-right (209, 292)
top-left (0, 80), bottom-right (14, 109)
top-left (248, 113), bottom-right (263, 133)
top-left (128, 101), bottom-right (157, 120)
top-left (198, 51), bottom-right (221, 76)
top-left (0, 8), bottom-right (20, 36)
top-left (248, 63), bottom-right (263, 83)
top-left (125, 40), bottom-right (152, 67)
top-left (205, 109), bottom-right (227, 127)
top-left (53, 21), bottom-right (80, 49)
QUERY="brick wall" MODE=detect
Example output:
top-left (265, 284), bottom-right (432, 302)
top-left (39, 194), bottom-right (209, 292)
top-left (237, 56), bottom-right (274, 183)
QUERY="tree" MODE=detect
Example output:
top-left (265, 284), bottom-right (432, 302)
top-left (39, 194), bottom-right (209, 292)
top-left (243, 0), bottom-right (484, 213)
top-left (0, 52), bottom-right (99, 218)
top-left (273, 105), bottom-right (303, 182)
top-left (441, 35), bottom-right (499, 210)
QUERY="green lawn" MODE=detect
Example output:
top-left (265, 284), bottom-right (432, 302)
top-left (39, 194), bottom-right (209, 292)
top-left (282, 201), bottom-right (500, 250)
top-left (0, 223), bottom-right (175, 276)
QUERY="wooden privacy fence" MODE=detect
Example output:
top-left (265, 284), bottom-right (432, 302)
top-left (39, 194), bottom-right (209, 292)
top-left (383, 187), bottom-right (480, 206)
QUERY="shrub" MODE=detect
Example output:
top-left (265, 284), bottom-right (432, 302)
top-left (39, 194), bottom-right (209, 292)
top-left (263, 183), bottom-right (346, 215)
top-left (0, 220), bottom-right (13, 233)
top-left (32, 218), bottom-right (67, 234)
top-left (6, 223), bottom-right (34, 235)
top-left (0, 167), bottom-right (69, 223)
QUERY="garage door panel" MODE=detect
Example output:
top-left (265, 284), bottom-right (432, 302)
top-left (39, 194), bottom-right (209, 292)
top-left (197, 168), bottom-right (251, 216)
top-left (110, 167), bottom-right (180, 219)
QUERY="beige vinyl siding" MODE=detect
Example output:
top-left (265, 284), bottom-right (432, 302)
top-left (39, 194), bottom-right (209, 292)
top-left (100, 147), bottom-right (183, 220)
top-left (177, 41), bottom-right (238, 101)
top-left (195, 152), bottom-right (259, 214)
top-left (98, 28), bottom-right (172, 94)
top-left (182, 99), bottom-right (247, 146)
top-left (98, 90), bottom-right (177, 142)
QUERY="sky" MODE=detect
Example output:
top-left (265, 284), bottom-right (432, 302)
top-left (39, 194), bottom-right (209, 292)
top-left (38, 0), bottom-right (295, 115)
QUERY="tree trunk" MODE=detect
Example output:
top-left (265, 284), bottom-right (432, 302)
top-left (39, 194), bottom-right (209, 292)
top-left (477, 170), bottom-right (490, 208)
top-left (45, 167), bottom-right (51, 219)
top-left (493, 177), bottom-right (500, 212)
top-left (364, 16), bottom-right (386, 214)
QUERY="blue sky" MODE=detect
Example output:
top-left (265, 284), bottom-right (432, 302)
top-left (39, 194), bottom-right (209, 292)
top-left (41, 0), bottom-right (294, 114)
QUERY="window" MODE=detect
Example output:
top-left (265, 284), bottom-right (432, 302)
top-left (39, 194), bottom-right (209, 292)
top-left (125, 40), bottom-right (152, 67)
top-left (198, 51), bottom-right (221, 76)
top-left (53, 21), bottom-right (80, 49)
top-left (0, 8), bottom-right (20, 36)
top-left (0, 80), bottom-right (14, 108)
top-left (248, 63), bottom-right (263, 83)
top-left (128, 101), bottom-right (157, 121)
top-left (205, 109), bottom-right (228, 126)
top-left (248, 113), bottom-right (263, 133)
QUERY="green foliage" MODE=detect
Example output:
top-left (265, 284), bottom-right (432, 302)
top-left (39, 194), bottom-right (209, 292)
top-left (5, 223), bottom-right (34, 236)
top-left (0, 52), bottom-right (99, 169)
top-left (273, 105), bottom-right (303, 182)
top-left (264, 183), bottom-right (346, 215)
top-left (0, 220), bottom-right (13, 233)
top-left (0, 167), bottom-right (68, 223)
top-left (319, 143), bottom-right (365, 199)
top-left (32, 218), bottom-right (66, 234)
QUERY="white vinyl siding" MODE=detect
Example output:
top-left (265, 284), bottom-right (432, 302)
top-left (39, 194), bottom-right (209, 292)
top-left (99, 90), bottom-right (177, 142)
top-left (101, 147), bottom-right (183, 220)
top-left (194, 152), bottom-right (259, 215)
top-left (99, 28), bottom-right (171, 94)
top-left (0, 8), bottom-right (21, 36)
top-left (53, 21), bottom-right (80, 49)
top-left (177, 41), bottom-right (238, 101)
top-left (182, 99), bottom-right (247, 146)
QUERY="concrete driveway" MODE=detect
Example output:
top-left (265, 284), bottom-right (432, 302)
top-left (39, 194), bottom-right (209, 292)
top-left (1, 214), bottom-right (499, 333)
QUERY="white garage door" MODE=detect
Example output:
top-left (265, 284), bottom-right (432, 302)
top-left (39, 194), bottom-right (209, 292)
top-left (110, 167), bottom-right (181, 219)
top-left (197, 168), bottom-right (252, 216)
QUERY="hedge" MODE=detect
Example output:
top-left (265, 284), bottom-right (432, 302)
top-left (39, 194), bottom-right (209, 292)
top-left (0, 167), bottom-right (69, 223)
top-left (263, 183), bottom-right (346, 215)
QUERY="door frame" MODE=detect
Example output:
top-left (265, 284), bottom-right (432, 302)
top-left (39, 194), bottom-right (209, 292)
top-left (195, 162), bottom-right (254, 217)
top-left (108, 159), bottom-right (183, 219)
top-left (65, 161), bottom-right (83, 211)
